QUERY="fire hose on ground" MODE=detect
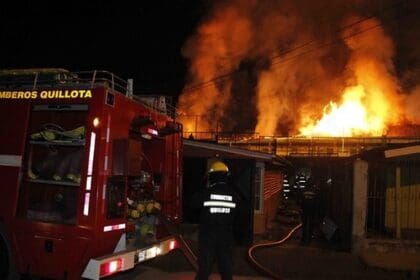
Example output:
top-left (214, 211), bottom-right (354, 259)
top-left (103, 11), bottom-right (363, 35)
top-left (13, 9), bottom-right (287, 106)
top-left (247, 223), bottom-right (303, 280)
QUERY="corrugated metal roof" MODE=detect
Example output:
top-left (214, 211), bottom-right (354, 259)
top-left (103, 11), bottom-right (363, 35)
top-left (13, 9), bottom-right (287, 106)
top-left (385, 145), bottom-right (420, 158)
top-left (183, 139), bottom-right (291, 167)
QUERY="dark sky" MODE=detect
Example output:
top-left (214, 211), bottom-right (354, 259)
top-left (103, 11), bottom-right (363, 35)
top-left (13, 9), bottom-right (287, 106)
top-left (0, 1), bottom-right (205, 97)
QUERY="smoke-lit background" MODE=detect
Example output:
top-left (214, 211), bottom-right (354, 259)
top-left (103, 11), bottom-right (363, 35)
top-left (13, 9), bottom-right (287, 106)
top-left (1, 0), bottom-right (420, 137)
top-left (178, 0), bottom-right (420, 136)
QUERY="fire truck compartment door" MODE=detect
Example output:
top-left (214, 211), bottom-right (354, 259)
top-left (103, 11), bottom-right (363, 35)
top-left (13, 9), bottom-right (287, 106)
top-left (15, 232), bottom-right (88, 279)
top-left (0, 102), bottom-right (29, 221)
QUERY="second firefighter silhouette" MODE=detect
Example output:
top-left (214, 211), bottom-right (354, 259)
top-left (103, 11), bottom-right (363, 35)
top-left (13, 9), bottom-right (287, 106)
top-left (191, 160), bottom-right (239, 280)
top-left (298, 176), bottom-right (319, 246)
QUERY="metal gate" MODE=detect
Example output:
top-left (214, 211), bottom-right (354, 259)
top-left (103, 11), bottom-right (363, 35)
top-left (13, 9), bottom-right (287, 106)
top-left (367, 157), bottom-right (420, 239)
top-left (288, 157), bottom-right (354, 251)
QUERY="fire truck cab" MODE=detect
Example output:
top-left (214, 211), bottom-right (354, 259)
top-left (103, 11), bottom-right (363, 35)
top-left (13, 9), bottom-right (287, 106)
top-left (0, 69), bottom-right (183, 279)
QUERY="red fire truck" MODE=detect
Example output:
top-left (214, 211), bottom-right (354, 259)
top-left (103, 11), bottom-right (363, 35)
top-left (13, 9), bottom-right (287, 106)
top-left (0, 69), bottom-right (184, 279)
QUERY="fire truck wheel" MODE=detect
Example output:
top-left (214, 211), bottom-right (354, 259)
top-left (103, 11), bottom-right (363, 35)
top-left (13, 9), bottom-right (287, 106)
top-left (0, 225), bottom-right (19, 280)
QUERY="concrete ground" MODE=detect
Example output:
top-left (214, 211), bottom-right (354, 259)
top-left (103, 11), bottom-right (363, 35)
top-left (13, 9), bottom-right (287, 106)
top-left (113, 223), bottom-right (413, 280)
top-left (115, 266), bottom-right (270, 280)
top-left (114, 239), bottom-right (411, 280)
top-left (114, 200), bottom-right (417, 280)
top-left (359, 248), bottom-right (420, 272)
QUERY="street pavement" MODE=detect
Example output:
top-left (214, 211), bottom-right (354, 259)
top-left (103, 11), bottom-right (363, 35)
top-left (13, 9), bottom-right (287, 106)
top-left (112, 231), bottom-right (410, 280)
top-left (113, 266), bottom-right (271, 280)
top-left (112, 204), bottom-right (413, 280)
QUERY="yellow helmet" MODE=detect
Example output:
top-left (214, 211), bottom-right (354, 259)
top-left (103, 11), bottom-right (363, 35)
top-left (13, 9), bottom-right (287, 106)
top-left (130, 209), bottom-right (140, 219)
top-left (208, 161), bottom-right (229, 173)
top-left (137, 203), bottom-right (146, 213)
top-left (146, 202), bottom-right (155, 214)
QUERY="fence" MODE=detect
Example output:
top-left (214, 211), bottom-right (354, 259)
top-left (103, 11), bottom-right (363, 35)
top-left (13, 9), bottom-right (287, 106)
top-left (367, 158), bottom-right (420, 239)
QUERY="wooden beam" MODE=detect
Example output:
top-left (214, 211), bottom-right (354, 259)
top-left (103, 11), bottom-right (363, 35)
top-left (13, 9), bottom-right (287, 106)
top-left (384, 145), bottom-right (420, 158)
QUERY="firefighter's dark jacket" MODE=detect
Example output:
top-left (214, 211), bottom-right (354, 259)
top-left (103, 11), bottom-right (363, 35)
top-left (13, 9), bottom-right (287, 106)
top-left (298, 184), bottom-right (319, 213)
top-left (190, 182), bottom-right (239, 232)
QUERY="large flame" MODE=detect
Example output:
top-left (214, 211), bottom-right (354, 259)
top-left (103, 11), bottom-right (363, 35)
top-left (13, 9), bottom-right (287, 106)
top-left (298, 17), bottom-right (403, 137)
top-left (178, 1), bottom-right (417, 139)
top-left (300, 85), bottom-right (386, 136)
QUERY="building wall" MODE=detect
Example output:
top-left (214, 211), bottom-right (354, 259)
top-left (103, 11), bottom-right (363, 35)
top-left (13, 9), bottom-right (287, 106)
top-left (352, 156), bottom-right (420, 257)
top-left (264, 171), bottom-right (283, 230)
top-left (254, 169), bottom-right (283, 234)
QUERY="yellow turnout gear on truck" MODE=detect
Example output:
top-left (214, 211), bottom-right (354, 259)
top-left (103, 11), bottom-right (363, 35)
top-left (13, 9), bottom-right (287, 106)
top-left (127, 198), bottom-right (162, 245)
top-left (30, 124), bottom-right (85, 141)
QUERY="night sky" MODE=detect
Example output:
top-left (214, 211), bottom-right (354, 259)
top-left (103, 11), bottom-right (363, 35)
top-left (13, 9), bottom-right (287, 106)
top-left (0, 1), bottom-right (205, 98)
top-left (2, 0), bottom-right (420, 116)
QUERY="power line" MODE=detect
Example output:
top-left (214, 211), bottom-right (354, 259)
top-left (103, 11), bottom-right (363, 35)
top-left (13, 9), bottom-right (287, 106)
top-left (270, 17), bottom-right (390, 68)
top-left (181, 0), bottom-right (413, 94)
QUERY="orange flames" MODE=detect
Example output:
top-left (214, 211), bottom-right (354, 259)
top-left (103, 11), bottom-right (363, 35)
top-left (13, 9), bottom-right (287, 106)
top-left (179, 1), bottom-right (416, 139)
top-left (299, 17), bottom-right (403, 137)
top-left (300, 85), bottom-right (388, 136)
top-left (178, 5), bottom-right (253, 135)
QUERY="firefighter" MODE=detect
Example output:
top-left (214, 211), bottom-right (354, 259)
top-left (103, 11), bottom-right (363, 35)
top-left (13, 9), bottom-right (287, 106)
top-left (298, 176), bottom-right (319, 246)
top-left (192, 160), bottom-right (238, 280)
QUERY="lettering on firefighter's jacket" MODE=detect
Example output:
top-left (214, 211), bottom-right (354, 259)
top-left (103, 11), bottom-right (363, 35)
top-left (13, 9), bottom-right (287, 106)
top-left (0, 89), bottom-right (93, 99)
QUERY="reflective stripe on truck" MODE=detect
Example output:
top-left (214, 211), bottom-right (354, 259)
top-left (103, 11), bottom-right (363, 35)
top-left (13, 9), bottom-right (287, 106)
top-left (82, 237), bottom-right (177, 279)
top-left (0, 154), bottom-right (22, 167)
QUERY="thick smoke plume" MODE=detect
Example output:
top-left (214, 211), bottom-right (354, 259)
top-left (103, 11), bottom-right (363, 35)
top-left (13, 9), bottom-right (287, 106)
top-left (179, 0), bottom-right (420, 136)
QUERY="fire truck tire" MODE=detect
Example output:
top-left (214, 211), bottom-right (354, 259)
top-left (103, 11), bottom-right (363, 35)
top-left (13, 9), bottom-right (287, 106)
top-left (0, 224), bottom-right (19, 280)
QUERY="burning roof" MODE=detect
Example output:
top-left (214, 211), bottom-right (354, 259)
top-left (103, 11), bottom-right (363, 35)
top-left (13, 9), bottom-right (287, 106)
top-left (178, 0), bottom-right (420, 138)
